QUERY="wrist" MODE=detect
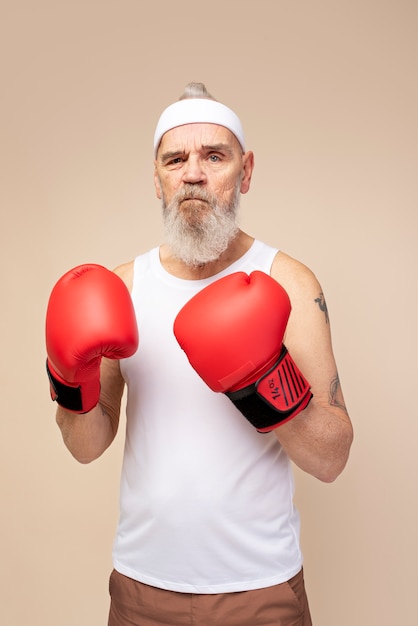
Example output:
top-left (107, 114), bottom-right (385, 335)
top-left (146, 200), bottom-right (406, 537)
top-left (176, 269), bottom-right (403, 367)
top-left (46, 360), bottom-right (100, 414)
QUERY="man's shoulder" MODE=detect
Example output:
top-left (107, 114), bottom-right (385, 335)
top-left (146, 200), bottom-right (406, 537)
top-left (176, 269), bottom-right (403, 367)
top-left (270, 251), bottom-right (321, 302)
top-left (113, 260), bottom-right (135, 292)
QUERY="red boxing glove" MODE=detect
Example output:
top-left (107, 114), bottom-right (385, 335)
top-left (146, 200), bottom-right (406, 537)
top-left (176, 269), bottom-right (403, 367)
top-left (174, 271), bottom-right (312, 432)
top-left (46, 264), bottom-right (138, 413)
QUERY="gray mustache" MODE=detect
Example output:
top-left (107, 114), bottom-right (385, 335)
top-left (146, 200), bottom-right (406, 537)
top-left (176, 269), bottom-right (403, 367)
top-left (175, 185), bottom-right (213, 202)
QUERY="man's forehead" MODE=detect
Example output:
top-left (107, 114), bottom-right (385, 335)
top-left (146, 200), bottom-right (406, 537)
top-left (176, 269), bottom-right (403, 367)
top-left (159, 123), bottom-right (240, 153)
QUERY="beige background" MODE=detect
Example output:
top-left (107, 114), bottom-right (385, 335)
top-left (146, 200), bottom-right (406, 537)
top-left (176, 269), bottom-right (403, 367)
top-left (1, 1), bottom-right (417, 624)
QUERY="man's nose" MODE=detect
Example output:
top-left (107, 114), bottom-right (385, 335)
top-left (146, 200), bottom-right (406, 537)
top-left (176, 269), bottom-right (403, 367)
top-left (182, 156), bottom-right (206, 184)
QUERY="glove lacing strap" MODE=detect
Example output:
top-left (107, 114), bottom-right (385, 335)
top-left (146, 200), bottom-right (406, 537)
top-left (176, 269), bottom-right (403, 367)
top-left (226, 346), bottom-right (313, 432)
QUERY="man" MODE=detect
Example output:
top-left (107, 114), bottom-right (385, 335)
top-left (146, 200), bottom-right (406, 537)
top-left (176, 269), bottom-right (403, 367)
top-left (46, 83), bottom-right (353, 625)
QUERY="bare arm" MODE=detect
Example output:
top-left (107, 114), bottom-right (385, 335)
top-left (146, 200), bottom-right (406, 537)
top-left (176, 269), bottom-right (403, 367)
top-left (271, 253), bottom-right (353, 482)
top-left (55, 261), bottom-right (134, 463)
top-left (55, 358), bottom-right (125, 463)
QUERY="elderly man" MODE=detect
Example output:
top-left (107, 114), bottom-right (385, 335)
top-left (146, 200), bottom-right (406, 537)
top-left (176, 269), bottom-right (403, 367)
top-left (46, 83), bottom-right (353, 625)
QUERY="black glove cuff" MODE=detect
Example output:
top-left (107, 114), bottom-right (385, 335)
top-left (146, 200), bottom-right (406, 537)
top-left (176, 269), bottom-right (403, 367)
top-left (225, 347), bottom-right (313, 431)
top-left (226, 385), bottom-right (302, 431)
top-left (46, 361), bottom-right (83, 412)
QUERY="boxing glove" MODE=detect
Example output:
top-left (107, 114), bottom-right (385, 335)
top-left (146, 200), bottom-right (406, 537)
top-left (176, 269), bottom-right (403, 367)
top-left (173, 271), bottom-right (312, 432)
top-left (46, 264), bottom-right (138, 413)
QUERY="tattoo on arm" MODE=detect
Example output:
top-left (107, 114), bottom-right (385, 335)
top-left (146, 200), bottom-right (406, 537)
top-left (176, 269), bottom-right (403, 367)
top-left (329, 373), bottom-right (348, 414)
top-left (314, 292), bottom-right (329, 324)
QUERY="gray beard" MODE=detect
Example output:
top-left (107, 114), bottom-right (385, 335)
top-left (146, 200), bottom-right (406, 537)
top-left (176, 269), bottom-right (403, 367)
top-left (161, 183), bottom-right (241, 267)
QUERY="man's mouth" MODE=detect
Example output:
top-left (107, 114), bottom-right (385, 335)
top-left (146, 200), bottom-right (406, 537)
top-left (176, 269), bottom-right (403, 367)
top-left (180, 196), bottom-right (208, 204)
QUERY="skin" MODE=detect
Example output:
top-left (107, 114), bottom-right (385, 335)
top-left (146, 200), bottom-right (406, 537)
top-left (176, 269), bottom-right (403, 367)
top-left (56, 122), bottom-right (353, 483)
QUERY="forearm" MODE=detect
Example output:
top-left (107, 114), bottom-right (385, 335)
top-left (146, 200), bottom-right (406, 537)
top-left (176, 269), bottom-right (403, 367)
top-left (54, 358), bottom-right (124, 463)
top-left (56, 403), bottom-right (117, 464)
top-left (274, 401), bottom-right (353, 483)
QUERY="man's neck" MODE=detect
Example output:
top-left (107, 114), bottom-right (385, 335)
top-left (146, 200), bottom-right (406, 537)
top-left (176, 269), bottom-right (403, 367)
top-left (159, 231), bottom-right (255, 280)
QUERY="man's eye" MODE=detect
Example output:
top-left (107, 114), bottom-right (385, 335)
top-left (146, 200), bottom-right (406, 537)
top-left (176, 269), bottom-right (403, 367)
top-left (165, 157), bottom-right (183, 166)
top-left (208, 154), bottom-right (221, 162)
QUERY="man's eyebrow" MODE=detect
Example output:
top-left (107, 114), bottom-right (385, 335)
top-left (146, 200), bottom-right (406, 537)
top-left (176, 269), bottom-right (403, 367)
top-left (202, 143), bottom-right (234, 156)
top-left (160, 149), bottom-right (185, 162)
top-left (159, 143), bottom-right (234, 163)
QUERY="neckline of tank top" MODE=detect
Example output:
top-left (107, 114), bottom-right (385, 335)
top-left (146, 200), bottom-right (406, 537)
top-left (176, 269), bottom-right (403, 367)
top-left (151, 240), bottom-right (265, 287)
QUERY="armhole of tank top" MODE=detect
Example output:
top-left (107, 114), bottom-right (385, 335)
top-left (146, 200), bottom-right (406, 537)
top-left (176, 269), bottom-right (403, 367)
top-left (251, 240), bottom-right (280, 275)
top-left (131, 255), bottom-right (141, 301)
top-left (131, 248), bottom-right (159, 298)
top-left (268, 248), bottom-right (280, 275)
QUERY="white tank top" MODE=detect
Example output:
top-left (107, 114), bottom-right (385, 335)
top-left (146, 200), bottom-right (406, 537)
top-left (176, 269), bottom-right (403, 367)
top-left (114, 240), bottom-right (302, 593)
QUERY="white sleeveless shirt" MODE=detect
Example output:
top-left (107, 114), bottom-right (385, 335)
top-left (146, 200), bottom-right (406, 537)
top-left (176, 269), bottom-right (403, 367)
top-left (114, 240), bottom-right (302, 593)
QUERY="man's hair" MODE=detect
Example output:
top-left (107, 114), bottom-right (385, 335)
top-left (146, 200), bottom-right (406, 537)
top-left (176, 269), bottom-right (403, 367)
top-left (179, 82), bottom-right (216, 101)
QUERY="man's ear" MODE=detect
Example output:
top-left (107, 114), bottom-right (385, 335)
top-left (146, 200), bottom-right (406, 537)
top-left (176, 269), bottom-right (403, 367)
top-left (154, 166), bottom-right (162, 200)
top-left (240, 151), bottom-right (254, 194)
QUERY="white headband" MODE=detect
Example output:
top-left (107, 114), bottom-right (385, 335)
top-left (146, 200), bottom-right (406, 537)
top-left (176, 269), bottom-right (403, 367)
top-left (153, 98), bottom-right (246, 156)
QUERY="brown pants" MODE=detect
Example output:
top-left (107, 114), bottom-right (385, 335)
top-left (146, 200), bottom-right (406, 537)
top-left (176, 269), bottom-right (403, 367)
top-left (108, 568), bottom-right (312, 626)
